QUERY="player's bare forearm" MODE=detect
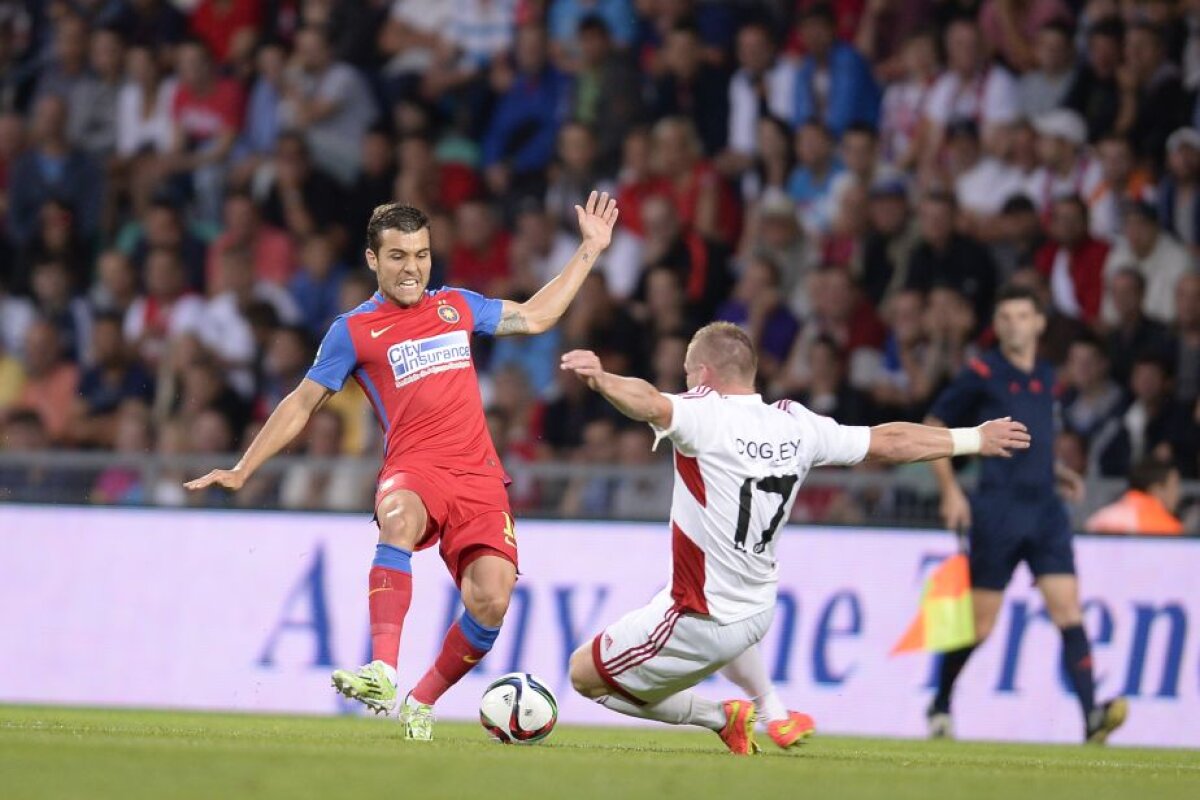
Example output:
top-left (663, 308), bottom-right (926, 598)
top-left (560, 350), bottom-right (672, 428)
top-left (867, 417), bottom-right (1031, 464)
top-left (494, 190), bottom-right (619, 336)
top-left (184, 378), bottom-right (331, 491)
top-left (923, 415), bottom-right (963, 491)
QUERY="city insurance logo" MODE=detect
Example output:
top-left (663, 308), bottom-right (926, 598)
top-left (387, 330), bottom-right (472, 387)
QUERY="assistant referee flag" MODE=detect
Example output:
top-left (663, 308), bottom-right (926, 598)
top-left (891, 553), bottom-right (974, 655)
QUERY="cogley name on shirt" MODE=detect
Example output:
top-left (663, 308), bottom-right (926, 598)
top-left (387, 330), bottom-right (473, 387)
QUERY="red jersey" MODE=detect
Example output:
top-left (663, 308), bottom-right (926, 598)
top-left (306, 287), bottom-right (506, 480)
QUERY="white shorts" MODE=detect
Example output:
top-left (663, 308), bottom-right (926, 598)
top-left (590, 590), bottom-right (774, 705)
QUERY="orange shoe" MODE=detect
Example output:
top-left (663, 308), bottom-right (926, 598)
top-left (717, 699), bottom-right (760, 755)
top-left (767, 711), bottom-right (815, 749)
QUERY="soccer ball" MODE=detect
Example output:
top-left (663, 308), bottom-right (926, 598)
top-left (479, 672), bottom-right (558, 744)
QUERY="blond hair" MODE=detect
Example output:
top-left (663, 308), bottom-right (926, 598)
top-left (688, 322), bottom-right (757, 385)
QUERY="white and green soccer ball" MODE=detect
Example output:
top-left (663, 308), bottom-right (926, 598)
top-left (479, 672), bottom-right (558, 744)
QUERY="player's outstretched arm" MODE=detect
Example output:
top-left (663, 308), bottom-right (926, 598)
top-left (493, 190), bottom-right (619, 336)
top-left (560, 349), bottom-right (673, 428)
top-left (865, 417), bottom-right (1031, 464)
top-left (184, 378), bottom-right (333, 492)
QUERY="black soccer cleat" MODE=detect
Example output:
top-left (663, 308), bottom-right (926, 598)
top-left (1086, 697), bottom-right (1129, 744)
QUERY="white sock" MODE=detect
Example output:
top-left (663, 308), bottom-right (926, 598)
top-left (720, 645), bottom-right (788, 722)
top-left (596, 691), bottom-right (726, 731)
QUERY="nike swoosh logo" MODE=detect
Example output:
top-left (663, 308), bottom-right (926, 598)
top-left (370, 324), bottom-right (396, 339)
top-left (463, 655), bottom-right (479, 664)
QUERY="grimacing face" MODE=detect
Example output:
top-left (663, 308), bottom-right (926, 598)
top-left (993, 298), bottom-right (1045, 353)
top-left (367, 227), bottom-right (432, 307)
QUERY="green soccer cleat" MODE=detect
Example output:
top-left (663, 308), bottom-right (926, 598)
top-left (400, 693), bottom-right (435, 742)
top-left (331, 660), bottom-right (397, 715)
top-left (1086, 697), bottom-right (1129, 744)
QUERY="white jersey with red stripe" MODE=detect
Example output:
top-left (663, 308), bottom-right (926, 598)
top-left (650, 388), bottom-right (871, 624)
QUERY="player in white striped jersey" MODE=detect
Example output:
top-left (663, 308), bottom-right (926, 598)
top-left (561, 322), bottom-right (1031, 754)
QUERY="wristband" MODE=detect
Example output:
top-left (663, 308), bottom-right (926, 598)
top-left (949, 426), bottom-right (982, 457)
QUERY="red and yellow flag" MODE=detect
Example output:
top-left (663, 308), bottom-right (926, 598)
top-left (891, 554), bottom-right (975, 655)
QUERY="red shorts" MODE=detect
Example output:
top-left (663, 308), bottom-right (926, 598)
top-left (375, 467), bottom-right (517, 585)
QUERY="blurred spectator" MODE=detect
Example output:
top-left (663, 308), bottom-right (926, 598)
top-left (0, 278), bottom-right (34, 356)
top-left (650, 115), bottom-right (737, 244)
top-left (722, 21), bottom-right (796, 175)
top-left (279, 26), bottom-right (378, 184)
top-left (7, 94), bottom-right (103, 248)
top-left (449, 199), bottom-right (512, 295)
top-left (74, 312), bottom-right (154, 447)
top-left (979, 0), bottom-right (1073, 74)
top-left (230, 39), bottom-right (286, 184)
top-left (559, 271), bottom-right (644, 376)
top-left (509, 201), bottom-right (578, 290)
top-left (1086, 134), bottom-right (1155, 242)
top-left (345, 127), bottom-right (396, 238)
top-left (1121, 21), bottom-right (1189, 168)
top-left (1033, 194), bottom-right (1109, 323)
top-left (8, 318), bottom-right (80, 444)
top-left (90, 249), bottom-right (139, 317)
top-left (1060, 334), bottom-right (1126, 476)
top-left (739, 190), bottom-right (818, 313)
top-left (28, 257), bottom-right (91, 362)
top-left (990, 194), bottom-right (1045, 280)
top-left (1173, 273), bottom-right (1200, 404)
top-left (279, 408), bottom-right (370, 510)
top-left (124, 246), bottom-right (205, 367)
top-left (0, 410), bottom-right (79, 502)
top-left (1157, 126), bottom-right (1200, 251)
top-left (33, 13), bottom-right (90, 105)
top-left (545, 121), bottom-right (613, 235)
top-left (872, 289), bottom-right (942, 420)
top-left (1055, 428), bottom-right (1089, 477)
top-left (258, 132), bottom-right (347, 246)
top-left (905, 190), bottom-right (997, 326)
top-left (796, 334), bottom-right (877, 426)
top-left (559, 416), bottom-right (618, 517)
top-left (67, 26), bottom-right (123, 159)
top-left (207, 189), bottom-right (297, 288)
top-left (792, 4), bottom-right (880, 136)
top-left (90, 400), bottom-right (154, 505)
top-left (715, 255), bottom-right (799, 383)
top-left (878, 30), bottom-right (938, 170)
top-left (1087, 456), bottom-right (1184, 534)
top-left (921, 18), bottom-right (1019, 167)
top-left (542, 360), bottom-right (618, 453)
top-left (737, 115), bottom-right (793, 201)
top-left (549, 0), bottom-right (634, 60)
top-left (650, 23), bottom-right (729, 158)
top-left (634, 194), bottom-right (732, 323)
top-left (117, 44), bottom-right (179, 217)
top-left (189, 0), bottom-right (262, 64)
top-left (1025, 108), bottom-right (1094, 219)
top-left (482, 24), bottom-right (571, 199)
top-left (859, 181), bottom-right (919, 305)
top-left (949, 118), bottom-right (1026, 225)
top-left (491, 314), bottom-right (562, 398)
top-left (611, 426), bottom-right (671, 520)
top-left (163, 38), bottom-right (244, 223)
top-left (829, 124), bottom-right (897, 225)
top-left (774, 265), bottom-right (885, 397)
top-left (289, 233), bottom-right (347, 336)
top-left (786, 121), bottom-right (842, 234)
top-left (117, 0), bottom-right (188, 49)
top-left (1105, 268), bottom-right (1174, 385)
top-left (567, 15), bottom-right (641, 171)
top-left (1115, 354), bottom-right (1198, 476)
top-left (16, 197), bottom-right (92, 293)
top-left (117, 195), bottom-right (209, 290)
top-left (1102, 201), bottom-right (1192, 324)
top-left (1064, 15), bottom-right (1123, 142)
top-left (1017, 20), bottom-right (1078, 118)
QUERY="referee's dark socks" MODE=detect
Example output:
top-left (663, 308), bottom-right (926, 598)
top-left (931, 645), bottom-right (977, 714)
top-left (1060, 624), bottom-right (1097, 721)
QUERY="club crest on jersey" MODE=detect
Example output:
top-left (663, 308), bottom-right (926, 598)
top-left (387, 330), bottom-right (472, 387)
top-left (438, 304), bottom-right (460, 324)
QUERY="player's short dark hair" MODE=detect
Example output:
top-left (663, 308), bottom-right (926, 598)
top-left (689, 322), bottom-right (758, 384)
top-left (1129, 456), bottom-right (1177, 492)
top-left (994, 284), bottom-right (1045, 315)
top-left (367, 203), bottom-right (430, 253)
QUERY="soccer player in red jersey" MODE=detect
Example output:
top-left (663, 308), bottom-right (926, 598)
top-left (186, 191), bottom-right (619, 739)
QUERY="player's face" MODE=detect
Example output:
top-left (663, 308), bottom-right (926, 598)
top-left (993, 299), bottom-right (1045, 354)
top-left (367, 227), bottom-right (432, 307)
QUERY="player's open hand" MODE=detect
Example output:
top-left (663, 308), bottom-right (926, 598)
top-left (560, 349), bottom-right (605, 389)
top-left (978, 416), bottom-right (1031, 458)
top-left (575, 190), bottom-right (619, 252)
top-left (184, 468), bottom-right (247, 492)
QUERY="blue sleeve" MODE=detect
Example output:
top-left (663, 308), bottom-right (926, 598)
top-left (451, 287), bottom-right (504, 335)
top-left (928, 368), bottom-right (987, 428)
top-left (305, 316), bottom-right (357, 391)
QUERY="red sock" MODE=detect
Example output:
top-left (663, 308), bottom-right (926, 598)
top-left (411, 621), bottom-right (488, 705)
top-left (369, 566), bottom-right (412, 668)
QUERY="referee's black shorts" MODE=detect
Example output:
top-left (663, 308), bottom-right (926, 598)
top-left (967, 486), bottom-right (1075, 591)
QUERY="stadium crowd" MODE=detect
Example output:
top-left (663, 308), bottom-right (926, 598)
top-left (0, 0), bottom-right (1197, 529)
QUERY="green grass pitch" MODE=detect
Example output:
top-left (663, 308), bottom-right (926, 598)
top-left (2, 706), bottom-right (1198, 800)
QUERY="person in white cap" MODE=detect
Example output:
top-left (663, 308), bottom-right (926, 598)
top-left (1156, 127), bottom-right (1200, 251)
top-left (1024, 108), bottom-right (1100, 217)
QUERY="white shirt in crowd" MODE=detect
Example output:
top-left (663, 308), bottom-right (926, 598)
top-left (924, 67), bottom-right (1020, 130)
top-left (1102, 233), bottom-right (1194, 324)
top-left (956, 157), bottom-right (1030, 216)
top-left (116, 77), bottom-right (178, 158)
top-left (728, 60), bottom-right (797, 157)
top-left (649, 388), bottom-right (870, 623)
top-left (199, 284), bottom-right (300, 396)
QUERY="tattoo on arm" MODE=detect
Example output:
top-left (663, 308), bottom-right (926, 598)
top-left (495, 309), bottom-right (530, 335)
